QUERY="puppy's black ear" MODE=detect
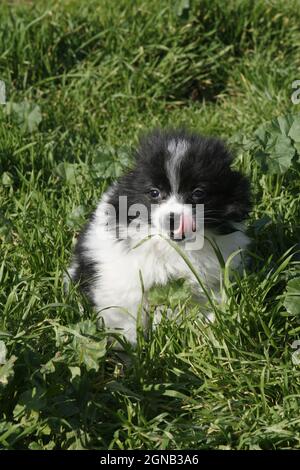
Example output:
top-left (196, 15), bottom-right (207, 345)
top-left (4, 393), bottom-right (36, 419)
top-left (134, 129), bottom-right (166, 161)
top-left (224, 172), bottom-right (252, 221)
top-left (213, 138), bottom-right (232, 156)
top-left (189, 136), bottom-right (234, 173)
top-left (210, 138), bottom-right (234, 165)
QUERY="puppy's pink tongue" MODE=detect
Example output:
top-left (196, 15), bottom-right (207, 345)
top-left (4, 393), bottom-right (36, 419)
top-left (175, 214), bottom-right (194, 237)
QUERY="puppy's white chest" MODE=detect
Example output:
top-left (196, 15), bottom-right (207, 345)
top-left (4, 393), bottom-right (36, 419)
top-left (130, 236), bottom-right (186, 288)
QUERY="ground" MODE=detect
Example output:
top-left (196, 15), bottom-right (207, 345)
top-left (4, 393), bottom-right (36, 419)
top-left (0, 0), bottom-right (300, 450)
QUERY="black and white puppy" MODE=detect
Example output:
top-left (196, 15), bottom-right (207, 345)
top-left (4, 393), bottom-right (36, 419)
top-left (67, 129), bottom-right (251, 345)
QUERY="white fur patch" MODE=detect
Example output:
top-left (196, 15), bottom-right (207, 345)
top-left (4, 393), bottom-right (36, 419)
top-left (166, 139), bottom-right (189, 193)
top-left (151, 194), bottom-right (185, 234)
top-left (70, 189), bottom-right (250, 347)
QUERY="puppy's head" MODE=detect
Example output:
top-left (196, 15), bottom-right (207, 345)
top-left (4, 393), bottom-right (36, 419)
top-left (108, 129), bottom-right (251, 241)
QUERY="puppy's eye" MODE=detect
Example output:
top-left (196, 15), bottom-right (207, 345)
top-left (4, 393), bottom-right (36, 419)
top-left (149, 188), bottom-right (161, 199)
top-left (192, 188), bottom-right (205, 201)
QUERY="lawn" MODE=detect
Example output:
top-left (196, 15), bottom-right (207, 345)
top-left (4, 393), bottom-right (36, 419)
top-left (1, 0), bottom-right (300, 450)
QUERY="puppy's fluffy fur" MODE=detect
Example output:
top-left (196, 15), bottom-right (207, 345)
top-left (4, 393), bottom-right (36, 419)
top-left (67, 129), bottom-right (251, 345)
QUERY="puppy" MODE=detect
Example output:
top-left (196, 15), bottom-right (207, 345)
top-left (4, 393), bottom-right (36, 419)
top-left (67, 129), bottom-right (251, 346)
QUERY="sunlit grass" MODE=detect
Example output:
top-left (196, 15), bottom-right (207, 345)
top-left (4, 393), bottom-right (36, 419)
top-left (0, 0), bottom-right (300, 450)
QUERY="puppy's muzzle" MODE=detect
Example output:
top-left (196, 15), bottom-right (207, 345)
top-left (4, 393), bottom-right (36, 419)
top-left (161, 211), bottom-right (195, 241)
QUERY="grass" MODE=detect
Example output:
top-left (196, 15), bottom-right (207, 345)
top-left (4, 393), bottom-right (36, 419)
top-left (1, 0), bottom-right (300, 450)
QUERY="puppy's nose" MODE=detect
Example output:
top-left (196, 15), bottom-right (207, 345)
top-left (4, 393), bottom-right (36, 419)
top-left (164, 212), bottom-right (185, 241)
top-left (169, 212), bottom-right (181, 232)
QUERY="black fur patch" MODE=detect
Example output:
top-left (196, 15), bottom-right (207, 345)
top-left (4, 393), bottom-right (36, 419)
top-left (107, 128), bottom-right (251, 233)
top-left (71, 216), bottom-right (98, 302)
